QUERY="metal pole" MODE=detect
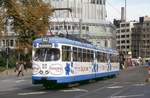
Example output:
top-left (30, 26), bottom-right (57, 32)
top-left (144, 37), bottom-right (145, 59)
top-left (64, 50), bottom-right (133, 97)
top-left (6, 43), bottom-right (9, 75)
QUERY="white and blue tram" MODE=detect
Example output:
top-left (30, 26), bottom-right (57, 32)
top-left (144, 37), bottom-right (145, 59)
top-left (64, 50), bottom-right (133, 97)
top-left (32, 36), bottom-right (119, 87)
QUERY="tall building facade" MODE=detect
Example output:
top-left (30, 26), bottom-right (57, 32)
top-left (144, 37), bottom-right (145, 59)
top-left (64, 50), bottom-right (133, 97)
top-left (132, 16), bottom-right (150, 58)
top-left (46, 0), bottom-right (116, 48)
top-left (116, 21), bottom-right (136, 55)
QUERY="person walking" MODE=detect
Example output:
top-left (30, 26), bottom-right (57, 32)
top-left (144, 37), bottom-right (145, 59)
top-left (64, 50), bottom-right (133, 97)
top-left (17, 62), bottom-right (24, 77)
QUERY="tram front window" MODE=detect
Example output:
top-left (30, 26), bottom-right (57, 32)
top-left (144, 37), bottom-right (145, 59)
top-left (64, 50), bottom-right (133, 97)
top-left (34, 48), bottom-right (60, 61)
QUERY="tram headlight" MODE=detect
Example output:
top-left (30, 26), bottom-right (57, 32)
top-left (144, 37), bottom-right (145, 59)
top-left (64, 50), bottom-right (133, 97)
top-left (32, 64), bottom-right (40, 75)
top-left (45, 70), bottom-right (49, 74)
top-left (39, 70), bottom-right (43, 74)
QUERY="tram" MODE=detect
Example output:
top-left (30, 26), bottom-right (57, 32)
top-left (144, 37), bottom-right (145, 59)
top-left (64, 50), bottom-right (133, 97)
top-left (32, 36), bottom-right (119, 88)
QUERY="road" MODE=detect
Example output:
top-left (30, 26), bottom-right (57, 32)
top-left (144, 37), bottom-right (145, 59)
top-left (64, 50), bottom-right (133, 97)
top-left (0, 66), bottom-right (150, 98)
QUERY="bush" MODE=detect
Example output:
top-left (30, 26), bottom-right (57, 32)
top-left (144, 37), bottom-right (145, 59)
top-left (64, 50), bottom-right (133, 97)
top-left (0, 66), bottom-right (5, 72)
top-left (0, 54), bottom-right (6, 67)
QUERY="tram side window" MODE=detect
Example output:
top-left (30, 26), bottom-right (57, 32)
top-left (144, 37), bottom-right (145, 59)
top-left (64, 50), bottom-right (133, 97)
top-left (103, 53), bottom-right (107, 62)
top-left (109, 54), bottom-right (113, 62)
top-left (96, 52), bottom-right (99, 62)
top-left (97, 52), bottom-right (100, 62)
top-left (77, 48), bottom-right (83, 62)
top-left (83, 49), bottom-right (87, 62)
top-left (100, 52), bottom-right (104, 62)
top-left (62, 46), bottom-right (71, 61)
top-left (87, 50), bottom-right (90, 62)
top-left (90, 50), bottom-right (94, 62)
top-left (73, 47), bottom-right (78, 61)
top-left (110, 54), bottom-right (118, 62)
top-left (114, 55), bottom-right (119, 62)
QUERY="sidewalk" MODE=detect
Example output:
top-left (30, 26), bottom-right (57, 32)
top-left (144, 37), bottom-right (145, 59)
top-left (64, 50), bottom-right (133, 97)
top-left (0, 68), bottom-right (32, 79)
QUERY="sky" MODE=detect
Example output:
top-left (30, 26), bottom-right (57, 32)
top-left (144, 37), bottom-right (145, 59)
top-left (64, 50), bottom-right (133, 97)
top-left (106, 0), bottom-right (150, 22)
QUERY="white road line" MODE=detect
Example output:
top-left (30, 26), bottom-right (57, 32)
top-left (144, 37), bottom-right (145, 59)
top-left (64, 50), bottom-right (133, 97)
top-left (60, 88), bottom-right (88, 92)
top-left (107, 86), bottom-right (123, 89)
top-left (111, 94), bottom-right (144, 98)
top-left (133, 83), bottom-right (145, 86)
top-left (0, 87), bottom-right (19, 92)
top-left (15, 79), bottom-right (26, 83)
top-left (1, 79), bottom-right (13, 82)
top-left (73, 82), bottom-right (119, 98)
top-left (18, 91), bottom-right (47, 96)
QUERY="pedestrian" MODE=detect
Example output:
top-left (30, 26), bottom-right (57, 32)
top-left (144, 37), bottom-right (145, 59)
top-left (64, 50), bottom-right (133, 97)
top-left (14, 61), bottom-right (19, 72)
top-left (17, 62), bottom-right (24, 77)
top-left (119, 54), bottom-right (125, 70)
top-left (23, 61), bottom-right (27, 72)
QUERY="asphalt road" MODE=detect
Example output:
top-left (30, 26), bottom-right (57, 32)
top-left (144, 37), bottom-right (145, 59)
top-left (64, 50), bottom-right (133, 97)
top-left (0, 66), bottom-right (150, 98)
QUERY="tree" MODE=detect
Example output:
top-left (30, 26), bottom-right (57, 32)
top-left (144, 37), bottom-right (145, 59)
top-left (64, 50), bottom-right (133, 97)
top-left (4, 0), bottom-right (52, 49)
top-left (0, 0), bottom-right (53, 62)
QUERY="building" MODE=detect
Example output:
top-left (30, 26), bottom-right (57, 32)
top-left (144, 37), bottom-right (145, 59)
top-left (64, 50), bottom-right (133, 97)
top-left (132, 16), bottom-right (150, 58)
top-left (0, 0), bottom-right (117, 51)
top-left (0, 18), bottom-right (17, 51)
top-left (46, 0), bottom-right (116, 48)
top-left (116, 21), bottom-right (136, 55)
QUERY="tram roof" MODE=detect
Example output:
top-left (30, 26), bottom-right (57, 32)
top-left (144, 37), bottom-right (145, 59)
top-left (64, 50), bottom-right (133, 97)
top-left (33, 37), bottom-right (118, 54)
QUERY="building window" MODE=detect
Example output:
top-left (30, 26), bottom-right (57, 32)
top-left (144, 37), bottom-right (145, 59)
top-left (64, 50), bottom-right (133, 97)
top-left (117, 30), bottom-right (120, 33)
top-left (82, 26), bottom-right (85, 30)
top-left (127, 40), bottom-right (130, 43)
top-left (121, 29), bottom-right (125, 33)
top-left (121, 35), bottom-right (125, 38)
top-left (68, 25), bottom-right (71, 30)
top-left (126, 29), bottom-right (129, 32)
top-left (121, 46), bottom-right (125, 49)
top-left (126, 23), bottom-right (129, 27)
top-left (117, 36), bottom-right (120, 38)
top-left (91, 0), bottom-right (96, 4)
top-left (147, 23), bottom-right (149, 26)
top-left (86, 26), bottom-right (89, 31)
top-left (121, 24), bottom-right (125, 27)
top-left (10, 40), bottom-right (14, 47)
top-left (126, 35), bottom-right (129, 38)
top-left (103, 0), bottom-right (106, 5)
top-left (96, 0), bottom-right (102, 4)
top-left (121, 40), bottom-right (125, 43)
top-left (105, 40), bottom-right (108, 47)
top-left (117, 41), bottom-right (120, 44)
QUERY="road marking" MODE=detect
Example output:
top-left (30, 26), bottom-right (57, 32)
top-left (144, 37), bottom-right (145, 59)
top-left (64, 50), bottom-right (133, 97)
top-left (60, 88), bottom-right (88, 92)
top-left (15, 79), bottom-right (26, 83)
top-left (18, 91), bottom-right (47, 96)
top-left (111, 94), bottom-right (144, 98)
top-left (1, 79), bottom-right (13, 82)
top-left (133, 83), bottom-right (145, 86)
top-left (73, 82), bottom-right (119, 98)
top-left (0, 87), bottom-right (19, 92)
top-left (107, 86), bottom-right (123, 89)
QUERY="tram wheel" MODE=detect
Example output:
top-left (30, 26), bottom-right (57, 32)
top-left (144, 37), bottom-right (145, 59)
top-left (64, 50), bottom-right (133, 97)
top-left (43, 81), bottom-right (58, 89)
top-left (43, 82), bottom-right (51, 89)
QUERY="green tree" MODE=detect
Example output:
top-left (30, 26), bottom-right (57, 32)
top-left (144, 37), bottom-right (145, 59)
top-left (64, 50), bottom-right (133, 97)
top-left (4, 0), bottom-right (52, 48)
top-left (0, 0), bottom-right (53, 63)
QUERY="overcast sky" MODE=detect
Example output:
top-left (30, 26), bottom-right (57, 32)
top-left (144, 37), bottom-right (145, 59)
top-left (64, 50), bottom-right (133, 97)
top-left (106, 0), bottom-right (150, 22)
